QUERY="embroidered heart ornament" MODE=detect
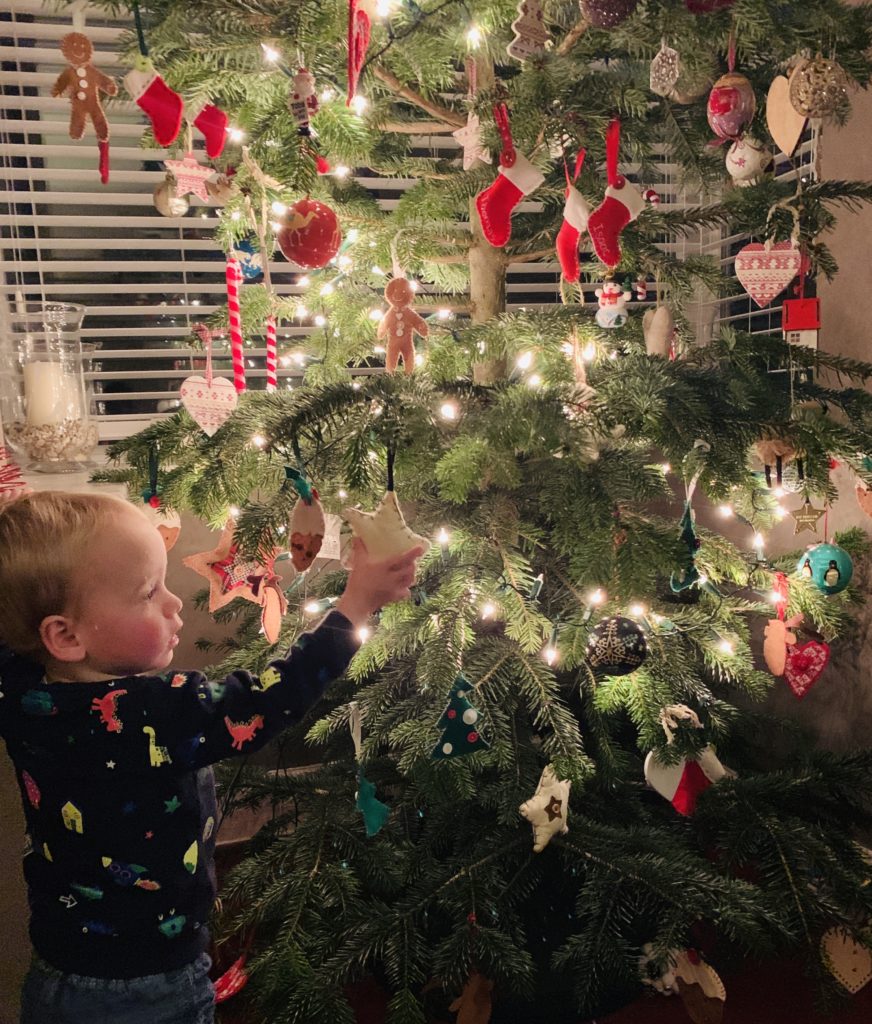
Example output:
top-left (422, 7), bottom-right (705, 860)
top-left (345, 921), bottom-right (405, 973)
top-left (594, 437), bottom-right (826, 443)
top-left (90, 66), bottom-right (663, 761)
top-left (735, 241), bottom-right (802, 308)
top-left (766, 74), bottom-right (807, 159)
top-left (180, 375), bottom-right (238, 436)
top-left (784, 639), bottom-right (830, 699)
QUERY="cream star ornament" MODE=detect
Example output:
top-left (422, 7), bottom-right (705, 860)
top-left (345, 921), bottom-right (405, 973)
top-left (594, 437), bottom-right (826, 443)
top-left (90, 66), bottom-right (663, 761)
top-left (452, 112), bottom-right (492, 172)
top-left (519, 763), bottom-right (570, 852)
top-left (344, 490), bottom-right (429, 560)
top-left (163, 152), bottom-right (213, 202)
top-left (790, 500), bottom-right (825, 535)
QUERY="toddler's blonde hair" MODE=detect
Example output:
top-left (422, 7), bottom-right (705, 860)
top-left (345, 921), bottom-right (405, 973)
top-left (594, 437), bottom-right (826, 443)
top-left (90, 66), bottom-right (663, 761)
top-left (0, 491), bottom-right (132, 660)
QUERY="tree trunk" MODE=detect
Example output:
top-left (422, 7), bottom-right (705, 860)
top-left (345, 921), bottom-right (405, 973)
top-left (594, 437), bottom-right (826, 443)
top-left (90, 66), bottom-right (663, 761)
top-left (468, 57), bottom-right (508, 386)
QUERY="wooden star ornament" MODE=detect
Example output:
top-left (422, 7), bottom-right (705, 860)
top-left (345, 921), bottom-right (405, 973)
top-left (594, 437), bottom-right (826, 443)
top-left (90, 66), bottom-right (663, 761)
top-left (344, 490), bottom-right (429, 560)
top-left (182, 520), bottom-right (287, 643)
top-left (790, 500), bottom-right (825, 535)
top-left (452, 112), bottom-right (492, 172)
top-left (519, 763), bottom-right (570, 852)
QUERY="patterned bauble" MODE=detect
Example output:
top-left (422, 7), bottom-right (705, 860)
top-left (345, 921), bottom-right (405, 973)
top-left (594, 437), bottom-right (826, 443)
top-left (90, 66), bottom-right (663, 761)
top-left (650, 41), bottom-right (681, 98)
top-left (797, 542), bottom-right (853, 596)
top-left (153, 176), bottom-right (189, 217)
top-left (231, 238), bottom-right (264, 281)
top-left (276, 198), bottom-right (342, 270)
top-left (707, 72), bottom-right (756, 141)
top-left (789, 55), bottom-right (849, 120)
top-left (579, 0), bottom-right (638, 29)
top-left (725, 136), bottom-right (773, 186)
top-left (587, 616), bottom-right (648, 675)
top-left (779, 461), bottom-right (804, 494)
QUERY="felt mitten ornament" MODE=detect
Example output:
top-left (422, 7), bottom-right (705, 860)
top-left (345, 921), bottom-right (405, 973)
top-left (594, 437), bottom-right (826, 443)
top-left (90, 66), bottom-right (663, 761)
top-left (555, 151), bottom-right (590, 283)
top-left (378, 277), bottom-right (429, 374)
top-left (124, 56), bottom-right (184, 147)
top-left (587, 119), bottom-right (646, 268)
top-left (475, 104), bottom-right (544, 248)
top-left (52, 33), bottom-right (117, 185)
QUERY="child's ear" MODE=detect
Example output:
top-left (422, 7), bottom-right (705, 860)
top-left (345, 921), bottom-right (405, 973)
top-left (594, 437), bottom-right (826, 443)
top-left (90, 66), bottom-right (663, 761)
top-left (39, 615), bottom-right (86, 663)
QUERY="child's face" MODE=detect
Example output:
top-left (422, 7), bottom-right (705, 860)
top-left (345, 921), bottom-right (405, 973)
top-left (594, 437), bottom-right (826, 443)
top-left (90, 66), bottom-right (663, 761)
top-left (59, 507), bottom-right (184, 678)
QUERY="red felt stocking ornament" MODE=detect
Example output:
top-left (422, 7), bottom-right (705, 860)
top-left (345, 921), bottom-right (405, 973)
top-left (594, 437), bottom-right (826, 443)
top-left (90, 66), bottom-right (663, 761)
top-left (587, 118), bottom-right (646, 269)
top-left (125, 59), bottom-right (184, 147)
top-left (475, 104), bottom-right (544, 248)
top-left (190, 100), bottom-right (228, 159)
top-left (556, 150), bottom-right (590, 283)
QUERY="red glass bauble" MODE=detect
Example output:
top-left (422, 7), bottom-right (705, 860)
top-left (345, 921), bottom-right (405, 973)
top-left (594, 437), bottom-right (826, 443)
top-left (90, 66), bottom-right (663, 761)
top-left (706, 72), bottom-right (756, 141)
top-left (579, 0), bottom-right (639, 29)
top-left (685, 0), bottom-right (734, 11)
top-left (276, 198), bottom-right (341, 269)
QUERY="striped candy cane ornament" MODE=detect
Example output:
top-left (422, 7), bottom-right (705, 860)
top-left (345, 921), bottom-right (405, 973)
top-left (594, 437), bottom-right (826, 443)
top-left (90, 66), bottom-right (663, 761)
top-left (265, 315), bottom-right (277, 391)
top-left (225, 257), bottom-right (246, 393)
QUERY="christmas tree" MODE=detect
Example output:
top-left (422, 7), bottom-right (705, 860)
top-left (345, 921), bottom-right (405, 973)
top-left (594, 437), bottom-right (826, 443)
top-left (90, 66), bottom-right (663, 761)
top-left (95, 0), bottom-right (872, 1020)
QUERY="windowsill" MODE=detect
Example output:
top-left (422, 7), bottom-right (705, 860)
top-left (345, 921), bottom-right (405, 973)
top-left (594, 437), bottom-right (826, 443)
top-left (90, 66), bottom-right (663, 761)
top-left (21, 446), bottom-right (126, 497)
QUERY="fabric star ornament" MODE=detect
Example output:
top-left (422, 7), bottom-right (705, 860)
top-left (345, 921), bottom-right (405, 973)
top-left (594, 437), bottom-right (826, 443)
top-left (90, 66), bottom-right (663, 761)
top-left (453, 112), bottom-right (492, 171)
top-left (356, 768), bottom-right (390, 837)
top-left (182, 521), bottom-right (286, 642)
top-left (164, 152), bottom-right (213, 202)
top-left (519, 763), bottom-right (570, 852)
top-left (344, 490), bottom-right (429, 560)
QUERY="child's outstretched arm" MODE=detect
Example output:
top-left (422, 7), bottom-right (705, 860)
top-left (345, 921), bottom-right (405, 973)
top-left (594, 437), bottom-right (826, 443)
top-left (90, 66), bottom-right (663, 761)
top-left (125, 542), bottom-right (423, 771)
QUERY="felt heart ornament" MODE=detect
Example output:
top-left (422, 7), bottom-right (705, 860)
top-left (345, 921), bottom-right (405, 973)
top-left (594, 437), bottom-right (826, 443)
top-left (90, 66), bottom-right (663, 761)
top-left (821, 928), bottom-right (872, 994)
top-left (766, 74), bottom-right (807, 158)
top-left (180, 375), bottom-right (238, 436)
top-left (644, 746), bottom-right (731, 816)
top-left (734, 241), bottom-right (801, 308)
top-left (643, 305), bottom-right (675, 357)
top-left (784, 639), bottom-right (830, 699)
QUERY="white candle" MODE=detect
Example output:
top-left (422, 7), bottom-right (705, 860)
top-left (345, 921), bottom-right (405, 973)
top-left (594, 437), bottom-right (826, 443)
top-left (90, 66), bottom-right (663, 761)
top-left (23, 361), bottom-right (79, 426)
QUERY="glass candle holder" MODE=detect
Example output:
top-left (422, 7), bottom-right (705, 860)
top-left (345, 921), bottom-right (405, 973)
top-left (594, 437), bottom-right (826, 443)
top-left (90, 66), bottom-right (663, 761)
top-left (1, 302), bottom-right (98, 473)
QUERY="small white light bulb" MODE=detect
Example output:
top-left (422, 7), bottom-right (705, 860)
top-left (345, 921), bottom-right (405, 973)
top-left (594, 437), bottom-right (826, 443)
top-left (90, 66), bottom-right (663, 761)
top-left (440, 401), bottom-right (458, 421)
top-left (753, 532), bottom-right (765, 550)
top-left (297, 275), bottom-right (310, 287)
top-left (319, 87), bottom-right (335, 103)
top-left (481, 602), bottom-right (495, 620)
top-left (543, 645), bottom-right (558, 667)
top-left (581, 343), bottom-right (597, 361)
top-left (437, 527), bottom-right (450, 545)
top-left (356, 625), bottom-right (371, 643)
top-left (251, 434), bottom-right (266, 448)
top-left (369, 308), bottom-right (384, 321)
top-left (334, 165), bottom-right (351, 179)
top-left (304, 601), bottom-right (321, 615)
top-left (314, 314), bottom-right (327, 327)
top-left (718, 504), bottom-right (733, 518)
top-left (588, 589), bottom-right (605, 605)
top-left (228, 127), bottom-right (245, 143)
top-left (261, 43), bottom-right (280, 63)
top-left (351, 94), bottom-right (368, 115)
top-left (516, 351), bottom-right (534, 370)
top-left (338, 489), bottom-right (348, 499)
top-left (437, 308), bottom-right (451, 320)
top-left (319, 282), bottom-right (334, 297)
top-left (660, 463), bottom-right (671, 474)
top-left (228, 505), bottom-right (241, 518)
top-left (629, 604), bottom-right (645, 617)
top-left (527, 374), bottom-right (542, 388)
top-left (466, 25), bottom-right (483, 47)
top-left (295, 304), bottom-right (308, 319)
top-left (347, 228), bottom-right (359, 243)
top-left (271, 200), bottom-right (288, 215)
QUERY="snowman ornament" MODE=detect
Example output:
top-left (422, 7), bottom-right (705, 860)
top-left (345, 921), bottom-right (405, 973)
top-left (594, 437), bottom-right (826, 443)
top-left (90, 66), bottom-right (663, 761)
top-left (595, 279), bottom-right (632, 329)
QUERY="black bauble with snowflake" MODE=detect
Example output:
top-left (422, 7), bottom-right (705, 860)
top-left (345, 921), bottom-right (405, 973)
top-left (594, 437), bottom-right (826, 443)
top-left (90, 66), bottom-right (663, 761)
top-left (586, 616), bottom-right (648, 676)
top-left (580, 0), bottom-right (639, 28)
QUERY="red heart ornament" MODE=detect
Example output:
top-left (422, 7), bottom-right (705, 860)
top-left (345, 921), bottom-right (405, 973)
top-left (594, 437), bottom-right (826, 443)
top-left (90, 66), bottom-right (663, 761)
top-left (734, 241), bottom-right (801, 308)
top-left (784, 640), bottom-right (830, 699)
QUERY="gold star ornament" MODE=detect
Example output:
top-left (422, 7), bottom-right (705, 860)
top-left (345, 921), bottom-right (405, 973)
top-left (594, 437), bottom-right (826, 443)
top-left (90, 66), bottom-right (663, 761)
top-left (790, 501), bottom-right (825, 535)
top-left (344, 490), bottom-right (429, 560)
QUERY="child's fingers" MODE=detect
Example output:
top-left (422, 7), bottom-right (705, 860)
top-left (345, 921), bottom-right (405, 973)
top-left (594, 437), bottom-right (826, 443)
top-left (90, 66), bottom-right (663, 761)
top-left (386, 545), bottom-right (426, 572)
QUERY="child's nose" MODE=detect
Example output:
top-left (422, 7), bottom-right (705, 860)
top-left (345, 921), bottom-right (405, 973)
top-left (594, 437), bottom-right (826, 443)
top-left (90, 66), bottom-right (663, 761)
top-left (166, 591), bottom-right (183, 616)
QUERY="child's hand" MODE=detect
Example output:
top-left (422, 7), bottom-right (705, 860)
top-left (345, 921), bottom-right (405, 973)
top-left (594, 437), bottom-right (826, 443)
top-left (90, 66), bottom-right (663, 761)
top-left (335, 539), bottom-right (425, 628)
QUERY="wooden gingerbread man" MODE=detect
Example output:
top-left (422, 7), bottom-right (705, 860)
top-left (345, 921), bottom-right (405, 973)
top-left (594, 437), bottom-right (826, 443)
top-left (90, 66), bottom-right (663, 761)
top-left (52, 32), bottom-right (117, 183)
top-left (377, 277), bottom-right (429, 374)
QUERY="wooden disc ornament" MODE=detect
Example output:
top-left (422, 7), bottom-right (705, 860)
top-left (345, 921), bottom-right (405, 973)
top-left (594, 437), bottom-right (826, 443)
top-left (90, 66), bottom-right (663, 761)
top-left (707, 72), bottom-right (756, 141)
top-left (579, 0), bottom-right (638, 29)
top-left (797, 542), bottom-right (853, 595)
top-left (276, 198), bottom-right (341, 269)
top-left (789, 55), bottom-right (849, 119)
top-left (587, 615), bottom-right (648, 675)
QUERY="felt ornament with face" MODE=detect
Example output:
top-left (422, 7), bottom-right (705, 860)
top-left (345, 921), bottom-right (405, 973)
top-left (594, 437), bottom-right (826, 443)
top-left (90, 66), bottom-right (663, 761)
top-left (763, 612), bottom-right (802, 676)
top-left (182, 521), bottom-right (287, 643)
top-left (448, 971), bottom-right (494, 1024)
top-left (519, 763), bottom-right (571, 852)
top-left (344, 490), bottom-right (429, 560)
top-left (138, 501), bottom-right (182, 552)
top-left (290, 494), bottom-right (326, 572)
top-left (377, 278), bottom-right (429, 375)
top-left (51, 33), bottom-right (117, 184)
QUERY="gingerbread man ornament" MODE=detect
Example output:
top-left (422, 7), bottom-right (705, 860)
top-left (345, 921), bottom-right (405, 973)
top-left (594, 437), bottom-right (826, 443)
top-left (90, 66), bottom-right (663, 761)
top-left (377, 278), bottom-right (429, 375)
top-left (52, 33), bottom-right (117, 184)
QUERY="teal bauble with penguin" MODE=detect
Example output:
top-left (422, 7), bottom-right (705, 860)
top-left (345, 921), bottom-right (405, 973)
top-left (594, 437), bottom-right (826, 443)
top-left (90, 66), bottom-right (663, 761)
top-left (796, 542), bottom-right (853, 595)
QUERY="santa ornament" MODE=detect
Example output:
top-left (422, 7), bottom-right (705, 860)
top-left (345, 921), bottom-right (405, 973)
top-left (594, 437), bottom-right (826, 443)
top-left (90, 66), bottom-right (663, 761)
top-left (52, 32), bottom-right (117, 184)
top-left (378, 278), bottom-right (429, 374)
top-left (475, 104), bottom-right (544, 248)
top-left (588, 119), bottom-right (647, 268)
top-left (276, 198), bottom-right (342, 269)
top-left (289, 68), bottom-right (319, 135)
top-left (595, 279), bottom-right (632, 329)
top-left (555, 150), bottom-right (590, 283)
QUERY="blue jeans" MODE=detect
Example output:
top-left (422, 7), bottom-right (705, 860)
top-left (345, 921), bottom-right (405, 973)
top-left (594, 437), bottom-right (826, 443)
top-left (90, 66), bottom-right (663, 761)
top-left (20, 952), bottom-right (214, 1024)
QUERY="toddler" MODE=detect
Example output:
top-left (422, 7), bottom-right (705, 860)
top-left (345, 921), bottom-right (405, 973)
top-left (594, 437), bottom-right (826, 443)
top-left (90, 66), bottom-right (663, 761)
top-left (0, 491), bottom-right (422, 1024)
